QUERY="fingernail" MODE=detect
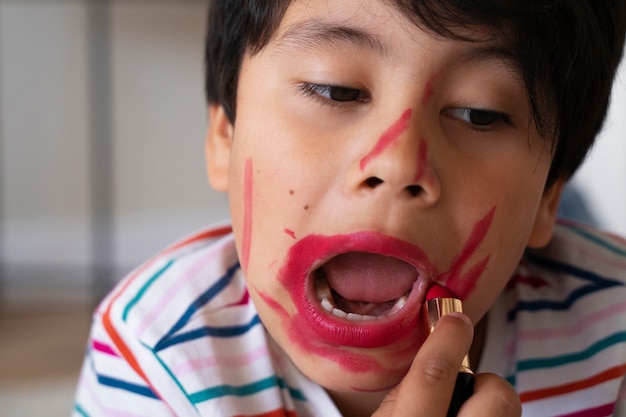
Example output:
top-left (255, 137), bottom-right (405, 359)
top-left (446, 311), bottom-right (473, 328)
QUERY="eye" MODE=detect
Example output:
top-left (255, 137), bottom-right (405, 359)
top-left (299, 83), bottom-right (370, 104)
top-left (443, 108), bottom-right (512, 130)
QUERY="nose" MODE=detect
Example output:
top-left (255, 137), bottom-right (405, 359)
top-left (352, 108), bottom-right (440, 204)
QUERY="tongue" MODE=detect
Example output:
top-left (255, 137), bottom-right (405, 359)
top-left (321, 252), bottom-right (418, 304)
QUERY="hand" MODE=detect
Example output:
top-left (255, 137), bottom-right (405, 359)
top-left (372, 313), bottom-right (521, 417)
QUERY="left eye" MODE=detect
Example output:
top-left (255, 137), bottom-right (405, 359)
top-left (300, 83), bottom-right (370, 103)
top-left (444, 108), bottom-right (512, 127)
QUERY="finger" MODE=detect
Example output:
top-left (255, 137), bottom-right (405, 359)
top-left (459, 373), bottom-right (521, 417)
top-left (377, 312), bottom-right (474, 417)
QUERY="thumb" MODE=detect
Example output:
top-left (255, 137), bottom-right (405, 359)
top-left (372, 313), bottom-right (474, 417)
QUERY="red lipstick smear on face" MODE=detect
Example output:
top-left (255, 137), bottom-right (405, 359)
top-left (259, 207), bottom-right (496, 370)
top-left (241, 158), bottom-right (253, 273)
top-left (437, 207), bottom-right (496, 298)
top-left (284, 229), bottom-right (296, 240)
top-left (421, 75), bottom-right (438, 104)
top-left (256, 290), bottom-right (383, 373)
top-left (360, 109), bottom-right (412, 171)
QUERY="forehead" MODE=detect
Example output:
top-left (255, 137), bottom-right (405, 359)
top-left (264, 0), bottom-right (518, 73)
top-left (272, 0), bottom-right (423, 54)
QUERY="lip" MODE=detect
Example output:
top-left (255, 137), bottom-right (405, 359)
top-left (278, 231), bottom-right (438, 348)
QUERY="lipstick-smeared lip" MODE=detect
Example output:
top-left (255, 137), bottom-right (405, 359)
top-left (278, 231), bottom-right (437, 348)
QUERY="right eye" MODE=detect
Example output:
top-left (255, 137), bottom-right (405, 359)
top-left (442, 107), bottom-right (513, 132)
top-left (299, 83), bottom-right (370, 104)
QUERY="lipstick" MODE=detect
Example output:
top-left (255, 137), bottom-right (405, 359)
top-left (424, 284), bottom-right (475, 417)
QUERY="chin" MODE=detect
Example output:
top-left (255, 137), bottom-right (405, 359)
top-left (290, 343), bottom-right (415, 394)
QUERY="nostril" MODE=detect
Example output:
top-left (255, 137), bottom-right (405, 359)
top-left (406, 185), bottom-right (423, 197)
top-left (365, 177), bottom-right (384, 188)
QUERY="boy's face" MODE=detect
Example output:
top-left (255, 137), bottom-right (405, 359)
top-left (207, 0), bottom-right (562, 395)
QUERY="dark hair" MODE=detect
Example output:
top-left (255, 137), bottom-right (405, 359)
top-left (205, 0), bottom-right (626, 186)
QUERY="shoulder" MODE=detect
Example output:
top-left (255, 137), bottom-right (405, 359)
top-left (96, 222), bottom-right (244, 347)
top-left (77, 223), bottom-right (277, 415)
top-left (508, 219), bottom-right (626, 318)
top-left (551, 219), bottom-right (626, 261)
top-left (507, 219), bottom-right (626, 333)
top-left (523, 219), bottom-right (626, 287)
top-left (498, 221), bottom-right (626, 415)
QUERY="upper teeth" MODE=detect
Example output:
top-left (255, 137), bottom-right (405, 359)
top-left (316, 282), bottom-right (409, 321)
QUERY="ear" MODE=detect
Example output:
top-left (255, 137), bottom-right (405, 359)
top-left (205, 104), bottom-right (234, 192)
top-left (526, 179), bottom-right (566, 249)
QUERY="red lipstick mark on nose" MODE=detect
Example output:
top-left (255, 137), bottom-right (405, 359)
top-left (360, 109), bottom-right (412, 171)
top-left (413, 138), bottom-right (429, 183)
top-left (241, 158), bottom-right (253, 273)
top-left (422, 75), bottom-right (437, 104)
top-left (438, 206), bottom-right (496, 298)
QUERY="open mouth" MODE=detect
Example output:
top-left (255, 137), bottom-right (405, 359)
top-left (313, 252), bottom-right (419, 321)
top-left (276, 231), bottom-right (435, 349)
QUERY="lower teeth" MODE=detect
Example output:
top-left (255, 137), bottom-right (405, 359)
top-left (316, 282), bottom-right (408, 321)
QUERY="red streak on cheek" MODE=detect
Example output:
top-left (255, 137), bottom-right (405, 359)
top-left (413, 138), bottom-right (428, 183)
top-left (439, 206), bottom-right (497, 299)
top-left (360, 109), bottom-right (412, 171)
top-left (241, 158), bottom-right (253, 273)
top-left (284, 229), bottom-right (296, 239)
top-left (456, 256), bottom-right (491, 298)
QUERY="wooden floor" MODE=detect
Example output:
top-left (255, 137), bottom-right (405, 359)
top-left (0, 302), bottom-right (92, 382)
top-left (0, 301), bottom-right (94, 416)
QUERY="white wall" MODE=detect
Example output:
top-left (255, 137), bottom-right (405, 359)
top-left (0, 1), bottom-right (624, 303)
top-left (571, 57), bottom-right (626, 236)
top-left (1, 2), bottom-right (92, 267)
top-left (109, 2), bottom-right (229, 267)
top-left (0, 1), bottom-right (228, 302)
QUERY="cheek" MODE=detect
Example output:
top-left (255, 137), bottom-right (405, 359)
top-left (241, 158), bottom-right (254, 273)
top-left (437, 207), bottom-right (496, 300)
top-left (229, 153), bottom-right (278, 275)
top-left (232, 156), bottom-right (302, 295)
top-left (461, 202), bottom-right (543, 321)
top-left (230, 142), bottom-right (294, 265)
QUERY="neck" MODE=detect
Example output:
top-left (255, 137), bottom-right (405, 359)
top-left (328, 389), bottom-right (387, 417)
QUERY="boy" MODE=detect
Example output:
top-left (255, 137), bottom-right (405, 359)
top-left (74, 1), bottom-right (626, 416)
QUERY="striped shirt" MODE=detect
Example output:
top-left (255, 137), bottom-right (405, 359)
top-left (73, 220), bottom-right (626, 416)
top-left (480, 219), bottom-right (626, 416)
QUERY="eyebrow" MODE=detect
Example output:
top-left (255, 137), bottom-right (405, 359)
top-left (458, 45), bottom-right (522, 78)
top-left (274, 19), bottom-right (386, 55)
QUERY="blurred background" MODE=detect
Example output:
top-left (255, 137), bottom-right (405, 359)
top-left (0, 1), bottom-right (624, 416)
top-left (0, 1), bottom-right (227, 415)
